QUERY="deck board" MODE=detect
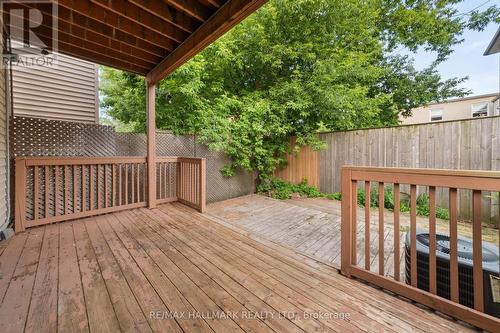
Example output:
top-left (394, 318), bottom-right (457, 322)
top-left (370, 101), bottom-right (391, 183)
top-left (0, 201), bottom-right (476, 332)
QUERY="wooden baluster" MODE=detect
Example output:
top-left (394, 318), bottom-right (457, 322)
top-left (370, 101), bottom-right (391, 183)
top-left (351, 180), bottom-right (357, 265)
top-left (125, 164), bottom-right (129, 205)
top-left (90, 165), bottom-right (95, 210)
top-left (136, 164), bottom-right (141, 203)
top-left (82, 165), bottom-right (86, 212)
top-left (112, 164), bottom-right (116, 207)
top-left (393, 183), bottom-right (400, 281)
top-left (472, 190), bottom-right (484, 312)
top-left (104, 165), bottom-right (108, 208)
top-left (14, 159), bottom-right (27, 232)
top-left (364, 181), bottom-right (371, 270)
top-left (118, 164), bottom-right (122, 206)
top-left (34, 166), bottom-right (39, 221)
top-left (97, 165), bottom-right (102, 209)
top-left (449, 188), bottom-right (459, 302)
top-left (131, 164), bottom-right (135, 204)
top-left (54, 166), bottom-right (59, 217)
top-left (44, 166), bottom-right (49, 218)
top-left (73, 165), bottom-right (77, 213)
top-left (410, 184), bottom-right (417, 287)
top-left (429, 186), bottom-right (437, 294)
top-left (378, 182), bottom-right (384, 275)
top-left (64, 166), bottom-right (69, 214)
top-left (143, 163), bottom-right (146, 202)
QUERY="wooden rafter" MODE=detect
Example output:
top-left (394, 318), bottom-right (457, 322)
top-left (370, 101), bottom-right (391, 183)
top-left (147, 0), bottom-right (267, 84)
top-left (165, 0), bottom-right (213, 22)
top-left (128, 0), bottom-right (201, 33)
top-left (89, 0), bottom-right (190, 43)
top-left (56, 0), bottom-right (179, 50)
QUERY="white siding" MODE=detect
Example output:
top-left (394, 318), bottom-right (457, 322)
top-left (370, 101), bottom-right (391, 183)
top-left (12, 53), bottom-right (98, 123)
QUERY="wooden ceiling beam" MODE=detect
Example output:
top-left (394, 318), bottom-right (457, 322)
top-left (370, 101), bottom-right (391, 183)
top-left (56, 0), bottom-right (179, 50)
top-left (165, 0), bottom-right (213, 22)
top-left (90, 0), bottom-right (190, 43)
top-left (128, 0), bottom-right (201, 33)
top-left (7, 9), bottom-right (154, 72)
top-left (146, 0), bottom-right (267, 84)
top-left (14, 3), bottom-right (165, 64)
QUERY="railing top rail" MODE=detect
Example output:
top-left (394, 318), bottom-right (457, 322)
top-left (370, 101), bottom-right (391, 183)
top-left (17, 156), bottom-right (148, 166)
top-left (342, 166), bottom-right (500, 179)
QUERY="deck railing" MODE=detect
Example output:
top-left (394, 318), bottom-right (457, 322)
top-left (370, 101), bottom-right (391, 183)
top-left (341, 166), bottom-right (500, 332)
top-left (15, 156), bottom-right (206, 232)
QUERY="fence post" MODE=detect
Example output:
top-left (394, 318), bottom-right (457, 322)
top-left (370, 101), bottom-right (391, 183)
top-left (198, 158), bottom-right (206, 213)
top-left (340, 166), bottom-right (352, 277)
top-left (15, 158), bottom-right (26, 232)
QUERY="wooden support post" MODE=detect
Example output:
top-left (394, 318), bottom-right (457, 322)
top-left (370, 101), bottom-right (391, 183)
top-left (341, 167), bottom-right (352, 277)
top-left (147, 82), bottom-right (156, 208)
top-left (15, 158), bottom-right (27, 232)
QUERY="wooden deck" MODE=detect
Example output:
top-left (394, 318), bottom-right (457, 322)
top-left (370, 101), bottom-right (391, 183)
top-left (0, 201), bottom-right (475, 332)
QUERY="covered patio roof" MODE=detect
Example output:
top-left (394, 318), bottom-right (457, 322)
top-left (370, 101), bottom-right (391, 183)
top-left (3, 0), bottom-right (266, 84)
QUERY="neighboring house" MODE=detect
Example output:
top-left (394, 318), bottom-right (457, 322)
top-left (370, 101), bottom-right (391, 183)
top-left (400, 93), bottom-right (500, 125)
top-left (12, 52), bottom-right (99, 124)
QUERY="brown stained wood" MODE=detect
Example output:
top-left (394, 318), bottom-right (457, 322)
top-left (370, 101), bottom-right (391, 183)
top-left (58, 223), bottom-right (89, 333)
top-left (65, 166), bottom-right (69, 215)
top-left (393, 183), bottom-right (400, 281)
top-left (166, 0), bottom-right (213, 21)
top-left (364, 181), bottom-right (371, 270)
top-left (410, 184), bottom-right (417, 287)
top-left (118, 165), bottom-right (122, 206)
top-left (82, 165), bottom-right (86, 212)
top-left (73, 222), bottom-right (121, 332)
top-left (25, 224), bottom-right (59, 333)
top-left (112, 164), bottom-right (116, 207)
top-left (104, 165), bottom-right (109, 208)
top-left (351, 180), bottom-right (357, 265)
top-left (34, 166), bottom-right (40, 221)
top-left (74, 165), bottom-right (78, 213)
top-left (147, 83), bottom-right (156, 208)
top-left (341, 167), bottom-right (352, 276)
top-left (429, 186), bottom-right (437, 295)
top-left (378, 182), bottom-right (384, 276)
top-left (54, 166), bottom-right (60, 216)
top-left (90, 165), bottom-right (95, 210)
top-left (15, 159), bottom-right (27, 232)
top-left (147, 0), bottom-right (268, 84)
top-left (44, 166), bottom-right (50, 219)
top-left (137, 164), bottom-right (141, 203)
top-left (125, 164), bottom-right (129, 205)
top-left (131, 164), bottom-right (135, 204)
top-left (97, 165), bottom-right (101, 209)
top-left (84, 217), bottom-right (154, 332)
top-left (0, 228), bottom-right (45, 332)
top-left (472, 190), bottom-right (484, 312)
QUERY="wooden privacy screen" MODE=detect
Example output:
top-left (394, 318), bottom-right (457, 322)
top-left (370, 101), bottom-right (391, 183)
top-left (15, 156), bottom-right (206, 232)
top-left (341, 166), bottom-right (500, 332)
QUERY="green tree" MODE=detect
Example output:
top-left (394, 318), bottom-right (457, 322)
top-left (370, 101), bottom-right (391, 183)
top-left (100, 0), bottom-right (499, 182)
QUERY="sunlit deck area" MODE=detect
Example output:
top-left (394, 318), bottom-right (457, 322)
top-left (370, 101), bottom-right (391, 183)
top-left (0, 201), bottom-right (475, 332)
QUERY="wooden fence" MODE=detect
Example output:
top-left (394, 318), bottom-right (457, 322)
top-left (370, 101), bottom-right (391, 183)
top-left (341, 166), bottom-right (500, 332)
top-left (274, 116), bottom-right (500, 221)
top-left (15, 156), bottom-right (206, 232)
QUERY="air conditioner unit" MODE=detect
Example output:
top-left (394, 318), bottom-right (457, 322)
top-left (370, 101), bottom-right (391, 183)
top-left (405, 231), bottom-right (500, 318)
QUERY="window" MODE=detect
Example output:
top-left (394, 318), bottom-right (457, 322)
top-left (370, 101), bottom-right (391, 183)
top-left (430, 109), bottom-right (443, 122)
top-left (472, 103), bottom-right (488, 118)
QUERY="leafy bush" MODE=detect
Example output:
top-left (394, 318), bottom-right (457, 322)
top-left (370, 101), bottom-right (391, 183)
top-left (257, 178), bottom-right (340, 200)
top-left (356, 186), bottom-right (449, 220)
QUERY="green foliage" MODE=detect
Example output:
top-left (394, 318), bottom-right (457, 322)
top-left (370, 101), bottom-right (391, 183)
top-left (356, 186), bottom-right (449, 220)
top-left (100, 0), bottom-right (498, 180)
top-left (257, 178), bottom-right (343, 200)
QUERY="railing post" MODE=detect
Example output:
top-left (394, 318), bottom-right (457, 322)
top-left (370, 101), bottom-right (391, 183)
top-left (198, 158), bottom-right (206, 213)
top-left (146, 82), bottom-right (156, 208)
top-left (341, 166), bottom-right (352, 277)
top-left (14, 158), bottom-right (26, 232)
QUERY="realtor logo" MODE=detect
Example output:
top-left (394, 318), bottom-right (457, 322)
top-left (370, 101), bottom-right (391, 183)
top-left (1, 0), bottom-right (58, 68)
